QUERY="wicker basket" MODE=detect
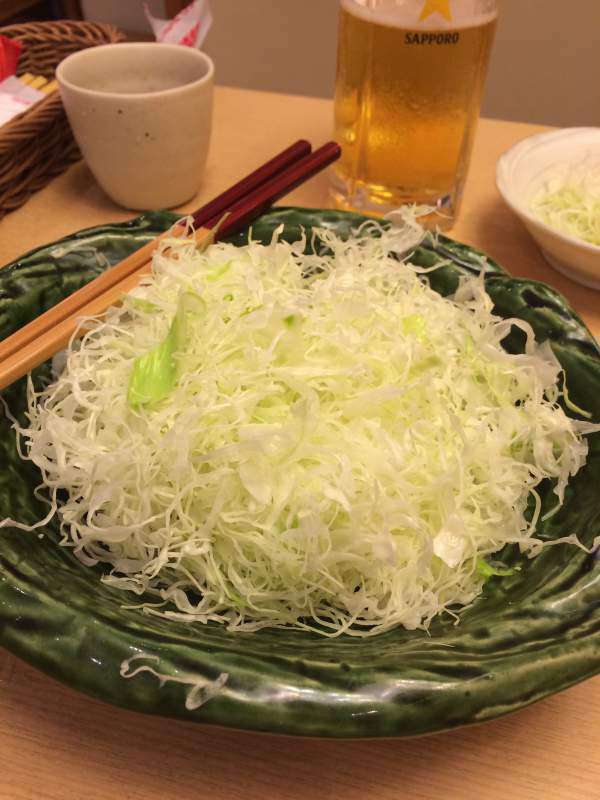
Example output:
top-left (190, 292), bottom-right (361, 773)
top-left (0, 21), bottom-right (124, 220)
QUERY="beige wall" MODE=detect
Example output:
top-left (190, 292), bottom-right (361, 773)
top-left (484, 1), bottom-right (600, 126)
top-left (80, 0), bottom-right (164, 30)
top-left (82, 0), bottom-right (600, 126)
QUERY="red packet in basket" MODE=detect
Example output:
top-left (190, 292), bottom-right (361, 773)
top-left (0, 34), bottom-right (21, 80)
top-left (145, 0), bottom-right (212, 48)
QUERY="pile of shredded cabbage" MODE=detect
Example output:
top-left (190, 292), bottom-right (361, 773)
top-left (531, 165), bottom-right (600, 246)
top-left (6, 220), bottom-right (599, 636)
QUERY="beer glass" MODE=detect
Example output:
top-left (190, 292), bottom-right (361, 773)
top-left (331, 0), bottom-right (498, 228)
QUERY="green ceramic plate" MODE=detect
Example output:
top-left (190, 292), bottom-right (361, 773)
top-left (0, 208), bottom-right (599, 738)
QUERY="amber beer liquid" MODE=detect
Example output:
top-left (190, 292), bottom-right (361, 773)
top-left (332, 0), bottom-right (498, 226)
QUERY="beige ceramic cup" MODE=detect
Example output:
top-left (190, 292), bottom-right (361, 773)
top-left (56, 43), bottom-right (214, 210)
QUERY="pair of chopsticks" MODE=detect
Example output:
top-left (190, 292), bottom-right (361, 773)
top-left (0, 139), bottom-right (341, 391)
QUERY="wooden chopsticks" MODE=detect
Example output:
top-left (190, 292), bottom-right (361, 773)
top-left (0, 140), bottom-right (341, 391)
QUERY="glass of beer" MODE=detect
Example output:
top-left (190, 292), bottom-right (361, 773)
top-left (331, 0), bottom-right (498, 228)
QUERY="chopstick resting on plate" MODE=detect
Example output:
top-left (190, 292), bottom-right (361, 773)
top-left (0, 140), bottom-right (341, 391)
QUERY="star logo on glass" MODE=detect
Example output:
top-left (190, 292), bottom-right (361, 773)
top-left (419, 0), bottom-right (452, 23)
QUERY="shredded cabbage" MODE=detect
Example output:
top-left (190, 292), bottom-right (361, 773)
top-left (120, 654), bottom-right (228, 710)
top-left (531, 173), bottom-right (600, 246)
top-left (4, 220), bottom-right (599, 637)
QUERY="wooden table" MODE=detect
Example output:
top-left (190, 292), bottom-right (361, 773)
top-left (1, 87), bottom-right (598, 800)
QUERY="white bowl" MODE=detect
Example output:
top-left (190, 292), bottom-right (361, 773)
top-left (496, 127), bottom-right (600, 290)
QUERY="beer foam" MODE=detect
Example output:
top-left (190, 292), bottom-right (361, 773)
top-left (341, 0), bottom-right (497, 31)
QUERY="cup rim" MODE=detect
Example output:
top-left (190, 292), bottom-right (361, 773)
top-left (56, 42), bottom-right (214, 100)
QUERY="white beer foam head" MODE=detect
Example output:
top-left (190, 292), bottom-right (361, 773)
top-left (341, 0), bottom-right (497, 30)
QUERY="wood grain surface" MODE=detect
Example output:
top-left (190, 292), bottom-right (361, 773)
top-left (0, 86), bottom-right (598, 800)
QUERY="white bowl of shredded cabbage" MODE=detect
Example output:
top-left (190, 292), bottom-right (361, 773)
top-left (497, 127), bottom-right (600, 290)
